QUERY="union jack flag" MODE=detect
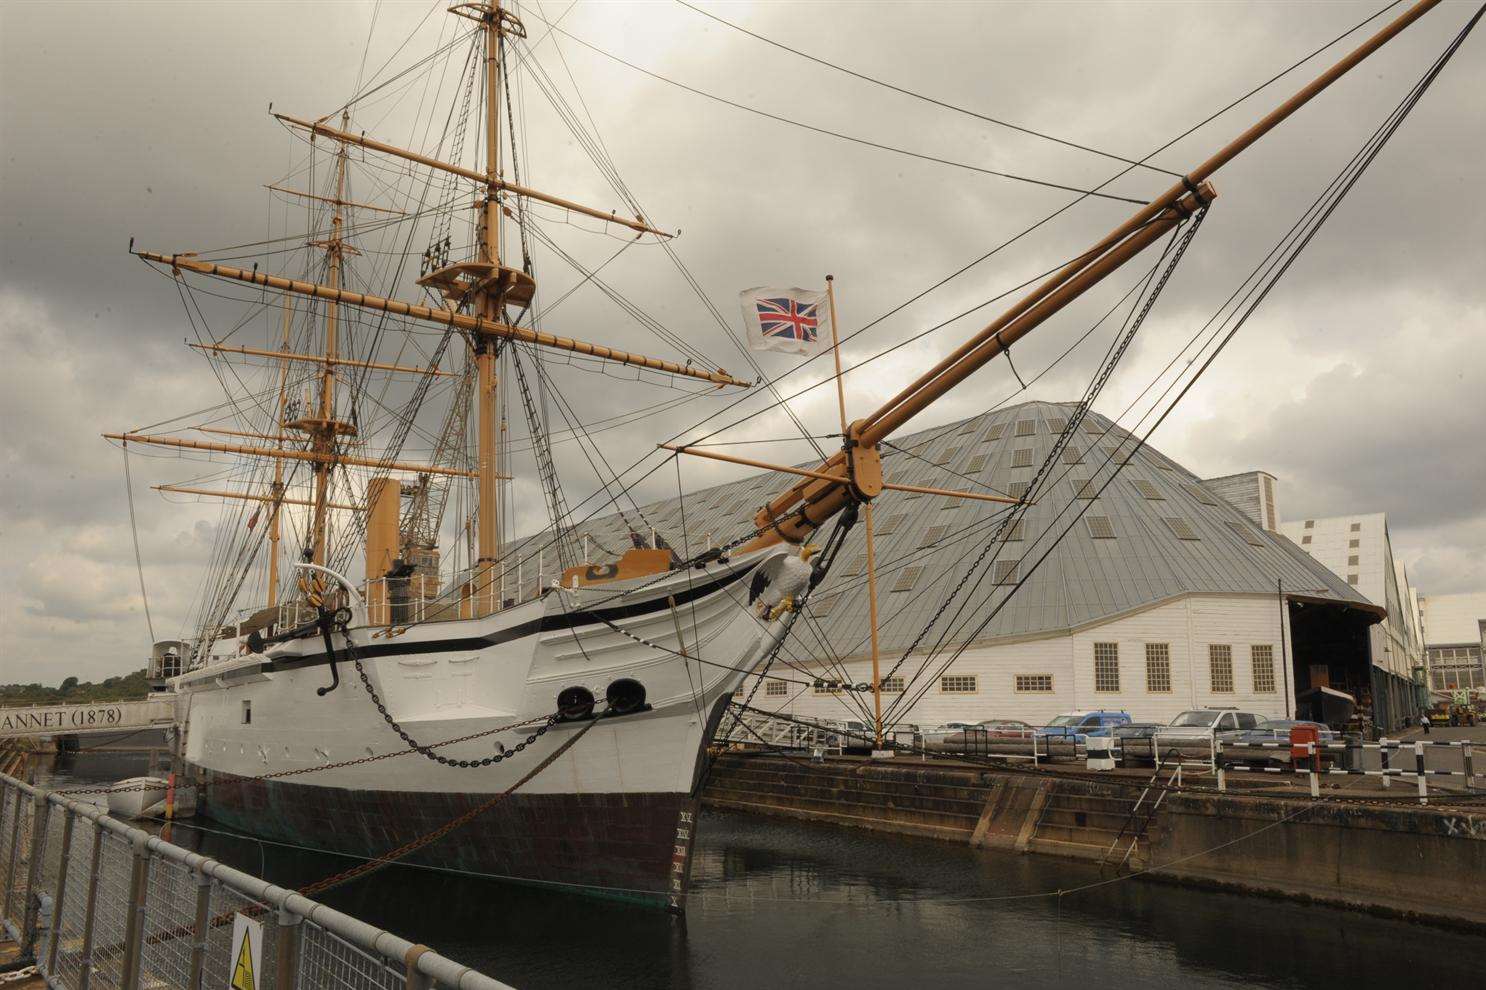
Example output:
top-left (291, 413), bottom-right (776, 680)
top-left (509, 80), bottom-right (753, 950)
top-left (738, 285), bottom-right (831, 356)
top-left (755, 296), bottom-right (820, 343)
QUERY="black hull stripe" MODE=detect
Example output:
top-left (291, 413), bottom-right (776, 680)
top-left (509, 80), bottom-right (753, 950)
top-left (257, 561), bottom-right (756, 674)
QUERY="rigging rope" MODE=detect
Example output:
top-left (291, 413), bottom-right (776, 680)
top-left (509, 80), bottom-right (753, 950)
top-left (121, 445), bottom-right (158, 644)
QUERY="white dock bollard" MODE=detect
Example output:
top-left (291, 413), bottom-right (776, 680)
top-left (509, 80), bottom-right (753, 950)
top-left (1086, 734), bottom-right (1115, 771)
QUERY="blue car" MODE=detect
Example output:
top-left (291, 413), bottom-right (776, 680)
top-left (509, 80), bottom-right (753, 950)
top-left (1036, 710), bottom-right (1133, 743)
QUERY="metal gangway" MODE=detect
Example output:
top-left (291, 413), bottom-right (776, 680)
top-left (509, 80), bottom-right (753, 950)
top-left (719, 709), bottom-right (845, 755)
top-left (0, 699), bottom-right (177, 741)
top-left (0, 771), bottom-right (514, 989)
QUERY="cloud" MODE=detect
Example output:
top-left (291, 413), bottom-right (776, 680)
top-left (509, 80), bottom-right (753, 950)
top-left (1, 0), bottom-right (1481, 684)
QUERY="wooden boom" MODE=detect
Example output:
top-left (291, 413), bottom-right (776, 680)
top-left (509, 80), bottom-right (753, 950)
top-left (105, 432), bottom-right (481, 478)
top-left (139, 252), bottom-right (749, 389)
top-left (273, 112), bottom-right (671, 238)
top-left (189, 342), bottom-right (456, 378)
top-left (154, 484), bottom-right (359, 511)
top-left (740, 0), bottom-right (1444, 550)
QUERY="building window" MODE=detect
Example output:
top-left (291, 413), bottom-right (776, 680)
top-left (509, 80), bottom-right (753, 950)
top-left (1016, 419), bottom-right (1036, 437)
top-left (876, 513), bottom-right (906, 535)
top-left (1347, 574), bottom-right (1359, 585)
top-left (813, 681), bottom-right (843, 695)
top-left (1048, 418), bottom-right (1068, 433)
top-left (1133, 479), bottom-right (1165, 500)
top-left (941, 674), bottom-right (978, 693)
top-left (1007, 481), bottom-right (1031, 500)
top-left (1348, 539), bottom-right (1360, 548)
top-left (1083, 419), bottom-right (1104, 436)
top-left (1186, 483), bottom-right (1219, 506)
top-left (891, 566), bottom-right (924, 593)
top-left (811, 595), bottom-right (840, 617)
top-left (765, 680), bottom-right (788, 697)
top-left (1145, 643), bottom-right (1172, 693)
top-left (1004, 520), bottom-right (1025, 541)
top-left (1086, 516), bottom-right (1116, 539)
top-left (1015, 674), bottom-right (1053, 693)
top-left (1164, 517), bottom-right (1200, 541)
top-left (934, 446), bottom-right (961, 465)
top-left (1348, 555), bottom-right (1359, 566)
top-left (1252, 645), bottom-right (1276, 693)
top-left (1073, 478), bottom-right (1098, 500)
top-left (1062, 446), bottom-right (1083, 465)
top-left (1304, 520), bottom-right (1315, 529)
top-left (1301, 535), bottom-right (1312, 544)
top-left (241, 700), bottom-right (252, 725)
top-left (1227, 520), bottom-right (1265, 547)
top-left (1094, 642), bottom-right (1120, 692)
top-left (1210, 644), bottom-right (1234, 692)
top-left (1012, 448), bottom-right (1034, 468)
top-left (879, 676), bottom-right (905, 693)
top-left (984, 423), bottom-right (1005, 441)
top-left (1350, 522), bottom-right (1362, 532)
top-left (919, 525), bottom-right (949, 547)
top-left (993, 559), bottom-right (1020, 585)
top-left (958, 419), bottom-right (980, 435)
top-left (967, 454), bottom-right (989, 473)
top-left (849, 554), bottom-right (868, 575)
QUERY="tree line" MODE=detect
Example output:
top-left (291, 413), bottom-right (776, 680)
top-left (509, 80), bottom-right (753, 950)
top-left (0, 669), bottom-right (151, 707)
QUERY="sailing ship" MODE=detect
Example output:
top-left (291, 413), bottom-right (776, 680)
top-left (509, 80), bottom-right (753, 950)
top-left (111, 0), bottom-right (1454, 909)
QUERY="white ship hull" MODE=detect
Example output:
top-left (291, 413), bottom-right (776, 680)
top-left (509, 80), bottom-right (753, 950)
top-left (174, 551), bottom-right (784, 908)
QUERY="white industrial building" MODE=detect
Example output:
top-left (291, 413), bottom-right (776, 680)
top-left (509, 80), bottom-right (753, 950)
top-left (1279, 513), bottom-right (1427, 729)
top-left (1420, 592), bottom-right (1486, 694)
top-left (550, 400), bottom-right (1398, 733)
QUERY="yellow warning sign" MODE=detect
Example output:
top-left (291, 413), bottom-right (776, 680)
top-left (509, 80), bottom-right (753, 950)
top-left (228, 913), bottom-right (262, 990)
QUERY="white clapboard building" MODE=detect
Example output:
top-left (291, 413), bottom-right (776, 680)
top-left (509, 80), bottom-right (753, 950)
top-left (524, 401), bottom-right (1391, 732)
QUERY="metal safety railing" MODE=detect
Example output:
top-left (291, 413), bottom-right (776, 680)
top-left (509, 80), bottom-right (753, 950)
top-left (0, 772), bottom-right (515, 990)
top-left (1214, 738), bottom-right (1478, 803)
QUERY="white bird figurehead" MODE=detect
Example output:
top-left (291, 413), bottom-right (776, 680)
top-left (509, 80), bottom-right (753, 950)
top-left (748, 543), bottom-right (820, 620)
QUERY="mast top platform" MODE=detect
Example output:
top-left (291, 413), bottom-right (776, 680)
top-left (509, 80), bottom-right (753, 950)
top-left (448, 2), bottom-right (525, 36)
top-left (418, 261), bottom-right (536, 309)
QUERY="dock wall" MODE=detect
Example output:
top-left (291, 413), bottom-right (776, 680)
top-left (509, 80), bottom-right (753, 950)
top-left (703, 754), bottom-right (1486, 928)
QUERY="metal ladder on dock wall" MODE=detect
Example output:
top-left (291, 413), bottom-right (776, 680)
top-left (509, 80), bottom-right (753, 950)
top-left (1099, 753), bottom-right (1182, 872)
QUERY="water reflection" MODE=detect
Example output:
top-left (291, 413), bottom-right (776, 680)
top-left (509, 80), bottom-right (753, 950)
top-left (31, 754), bottom-right (1486, 989)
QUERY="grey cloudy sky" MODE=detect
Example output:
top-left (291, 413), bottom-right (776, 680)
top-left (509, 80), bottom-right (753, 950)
top-left (2, 0), bottom-right (1482, 685)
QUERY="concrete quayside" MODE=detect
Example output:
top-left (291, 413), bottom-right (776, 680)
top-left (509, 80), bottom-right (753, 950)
top-left (702, 748), bottom-right (1486, 929)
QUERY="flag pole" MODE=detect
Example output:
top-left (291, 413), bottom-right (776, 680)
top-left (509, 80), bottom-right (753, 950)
top-left (825, 275), bottom-right (884, 752)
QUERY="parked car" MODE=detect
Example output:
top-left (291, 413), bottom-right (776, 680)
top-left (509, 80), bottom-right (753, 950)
top-left (1036, 710), bottom-right (1132, 742)
top-left (1159, 709), bottom-right (1265, 738)
top-left (922, 721), bottom-right (979, 751)
top-left (1217, 719), bottom-right (1337, 768)
top-left (931, 719), bottom-right (1036, 753)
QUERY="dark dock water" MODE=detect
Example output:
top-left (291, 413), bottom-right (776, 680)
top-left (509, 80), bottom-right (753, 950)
top-left (36, 751), bottom-right (1486, 989)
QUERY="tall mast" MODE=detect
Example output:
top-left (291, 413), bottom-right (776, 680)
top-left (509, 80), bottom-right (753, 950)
top-left (307, 109), bottom-right (352, 567)
top-left (267, 297), bottom-right (293, 608)
top-left (475, 3), bottom-right (504, 611)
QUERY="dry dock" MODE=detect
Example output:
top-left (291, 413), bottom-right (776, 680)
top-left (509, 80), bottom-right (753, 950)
top-left (703, 751), bottom-right (1486, 929)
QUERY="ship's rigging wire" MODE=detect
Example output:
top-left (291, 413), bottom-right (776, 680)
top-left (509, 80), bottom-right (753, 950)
top-left (882, 5), bottom-right (1483, 721)
top-left (633, 0), bottom-right (1410, 457)
top-left (139, 0), bottom-right (1422, 664)
top-left (673, 0), bottom-right (1184, 179)
top-left (121, 446), bottom-right (158, 644)
top-left (529, 14), bottom-right (1153, 206)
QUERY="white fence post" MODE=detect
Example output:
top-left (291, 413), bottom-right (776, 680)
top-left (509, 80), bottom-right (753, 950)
top-left (1415, 741), bottom-right (1428, 805)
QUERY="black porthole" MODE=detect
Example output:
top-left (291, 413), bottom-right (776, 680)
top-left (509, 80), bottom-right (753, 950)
top-left (557, 686), bottom-right (595, 721)
top-left (605, 678), bottom-right (647, 715)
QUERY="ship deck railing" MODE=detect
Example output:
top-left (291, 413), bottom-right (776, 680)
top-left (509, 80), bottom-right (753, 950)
top-left (0, 770), bottom-right (516, 990)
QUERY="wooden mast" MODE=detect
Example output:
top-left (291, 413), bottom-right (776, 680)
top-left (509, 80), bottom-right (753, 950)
top-left (473, 1), bottom-right (505, 615)
top-left (267, 297), bottom-right (293, 608)
top-left (303, 110), bottom-right (352, 568)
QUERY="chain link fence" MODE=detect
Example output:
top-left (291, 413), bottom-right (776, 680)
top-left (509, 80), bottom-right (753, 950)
top-left (0, 771), bottom-right (515, 989)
